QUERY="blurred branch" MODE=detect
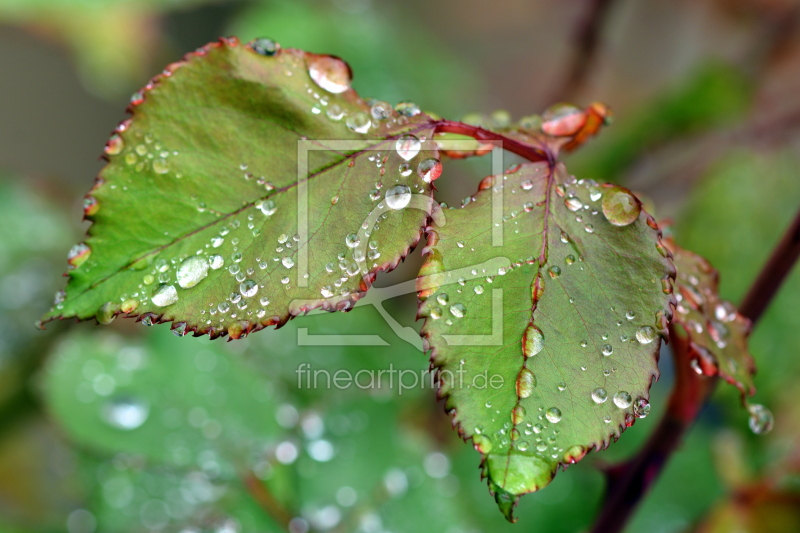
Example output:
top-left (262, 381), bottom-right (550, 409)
top-left (589, 205), bottom-right (800, 533)
top-left (242, 471), bottom-right (294, 530)
top-left (547, 0), bottom-right (616, 104)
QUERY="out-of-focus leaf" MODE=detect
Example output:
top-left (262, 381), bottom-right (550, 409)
top-left (43, 38), bottom-right (440, 339)
top-left (664, 236), bottom-right (757, 399)
top-left (417, 162), bottom-right (674, 519)
top-left (42, 329), bottom-right (281, 470)
top-left (0, 0), bottom-right (223, 97)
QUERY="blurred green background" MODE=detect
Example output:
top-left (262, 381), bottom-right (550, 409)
top-left (1, 0), bottom-right (799, 531)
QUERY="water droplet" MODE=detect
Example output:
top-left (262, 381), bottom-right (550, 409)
top-left (449, 303), bottom-right (466, 318)
top-left (395, 101), bottom-right (421, 116)
top-left (602, 186), bottom-right (641, 226)
top-left (747, 403), bottom-right (774, 434)
top-left (522, 324), bottom-right (544, 358)
top-left (636, 326), bottom-right (657, 344)
top-left (396, 135), bottom-right (421, 161)
top-left (152, 158), bottom-right (169, 174)
top-left (101, 396), bottom-right (149, 430)
top-left (512, 405), bottom-right (527, 425)
top-left (240, 280), bottom-right (258, 297)
top-left (591, 388), bottom-right (608, 404)
top-left (67, 243), bottom-right (91, 269)
top-left (326, 104), bottom-right (344, 121)
top-left (545, 407), bottom-right (562, 424)
top-left (633, 397), bottom-right (650, 418)
top-left (565, 196), bottom-right (583, 211)
top-left (548, 266), bottom-right (561, 278)
top-left (105, 134), bottom-right (124, 156)
top-left (345, 112), bottom-right (371, 134)
top-left (474, 285), bottom-right (484, 294)
top-left (177, 256), bottom-right (209, 288)
top-left (258, 199), bottom-right (277, 216)
top-left (370, 100), bottom-right (392, 120)
top-left (613, 391), bottom-right (632, 409)
top-left (151, 284), bottom-right (177, 307)
top-left (345, 233), bottom-right (360, 248)
top-left (251, 37), bottom-right (279, 56)
top-left (625, 310), bottom-right (636, 320)
top-left (473, 434), bottom-right (493, 454)
top-left (436, 293), bottom-right (449, 306)
top-left (516, 368), bottom-right (536, 398)
top-left (308, 55), bottom-right (351, 94)
top-left (417, 158), bottom-right (442, 183)
top-left (385, 185), bottom-right (411, 209)
top-left (209, 254), bottom-right (224, 269)
top-left (282, 257), bottom-right (295, 268)
top-left (589, 189), bottom-right (602, 202)
top-left (601, 344), bottom-right (613, 356)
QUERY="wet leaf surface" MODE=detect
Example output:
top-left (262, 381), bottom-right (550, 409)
top-left (418, 162), bottom-right (674, 519)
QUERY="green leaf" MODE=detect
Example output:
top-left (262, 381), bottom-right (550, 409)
top-left (43, 37), bottom-right (440, 338)
top-left (42, 329), bottom-right (281, 469)
top-left (664, 237), bottom-right (757, 400)
top-left (417, 162), bottom-right (674, 519)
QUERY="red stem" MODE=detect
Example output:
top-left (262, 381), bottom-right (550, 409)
top-left (433, 120), bottom-right (553, 165)
top-left (589, 204), bottom-right (800, 533)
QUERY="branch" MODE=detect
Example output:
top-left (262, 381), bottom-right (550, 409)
top-left (242, 470), bottom-right (294, 530)
top-left (589, 204), bottom-right (800, 533)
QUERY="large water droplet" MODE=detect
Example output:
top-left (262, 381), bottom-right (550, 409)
top-left (177, 256), bottom-right (209, 288)
top-left (395, 101), bottom-right (421, 116)
top-left (385, 185), bottom-right (411, 209)
top-left (308, 55), bottom-right (351, 93)
top-left (417, 158), bottom-right (442, 183)
top-left (345, 233), bottom-right (361, 248)
top-left (591, 388), bottom-right (608, 404)
top-left (240, 280), bottom-right (258, 297)
top-left (545, 407), bottom-right (562, 423)
top-left (522, 324), bottom-right (544, 358)
top-left (636, 326), bottom-right (657, 344)
top-left (516, 368), bottom-right (536, 398)
top-left (747, 403), bottom-right (774, 434)
top-left (602, 186), bottom-right (641, 226)
top-left (449, 303), bottom-right (466, 318)
top-left (251, 37), bottom-right (279, 56)
top-left (345, 112), bottom-right (371, 134)
top-left (151, 284), bottom-right (178, 307)
top-left (613, 391), bottom-right (632, 409)
top-left (396, 135), bottom-right (421, 161)
top-left (633, 397), bottom-right (650, 418)
top-left (101, 396), bottom-right (149, 430)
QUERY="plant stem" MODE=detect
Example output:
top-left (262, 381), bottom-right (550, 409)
top-left (433, 120), bottom-right (553, 164)
top-left (589, 204), bottom-right (800, 533)
top-left (242, 470), bottom-right (294, 530)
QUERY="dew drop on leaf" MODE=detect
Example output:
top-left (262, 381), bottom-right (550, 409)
top-left (635, 326), bottom-right (657, 344)
top-left (395, 135), bottom-right (421, 161)
top-left (449, 303), bottom-right (466, 318)
top-left (177, 255), bottom-right (209, 288)
top-left (395, 101), bottom-right (421, 116)
top-left (591, 388), bottom-right (608, 404)
top-left (151, 284), bottom-right (178, 307)
top-left (545, 407), bottom-right (562, 423)
top-left (522, 324), bottom-right (544, 358)
top-left (613, 391), bottom-right (633, 409)
top-left (250, 37), bottom-right (279, 56)
top-left (601, 186), bottom-right (641, 226)
top-left (105, 134), bottom-right (124, 156)
top-left (239, 280), bottom-right (258, 298)
top-left (308, 55), bottom-right (351, 94)
top-left (565, 197), bottom-right (582, 212)
top-left (209, 255), bottom-right (224, 269)
top-left (516, 368), bottom-right (536, 398)
top-left (385, 185), bottom-right (411, 210)
top-left (417, 158), bottom-right (442, 183)
top-left (633, 397), bottom-right (651, 418)
top-left (345, 112), bottom-right (371, 134)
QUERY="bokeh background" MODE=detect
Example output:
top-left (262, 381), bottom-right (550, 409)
top-left (1, 0), bottom-right (799, 532)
